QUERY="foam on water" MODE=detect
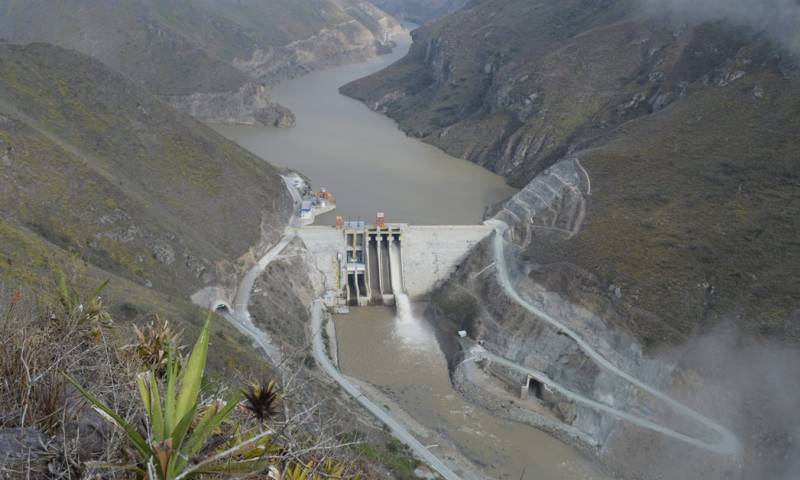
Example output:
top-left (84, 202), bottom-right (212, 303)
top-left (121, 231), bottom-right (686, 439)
top-left (388, 239), bottom-right (430, 346)
top-left (389, 240), bottom-right (412, 321)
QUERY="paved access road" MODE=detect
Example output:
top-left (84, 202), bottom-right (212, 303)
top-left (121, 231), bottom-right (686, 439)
top-left (490, 223), bottom-right (740, 457)
top-left (222, 174), bottom-right (463, 479)
top-left (224, 175), bottom-right (303, 364)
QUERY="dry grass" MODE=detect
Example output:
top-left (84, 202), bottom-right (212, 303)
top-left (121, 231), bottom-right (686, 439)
top-left (125, 315), bottom-right (184, 377)
top-left (0, 280), bottom-right (374, 479)
top-left (0, 283), bottom-right (140, 478)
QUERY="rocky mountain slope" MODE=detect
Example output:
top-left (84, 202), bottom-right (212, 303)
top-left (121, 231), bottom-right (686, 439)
top-left (0, 0), bottom-right (401, 125)
top-left (0, 41), bottom-right (432, 478)
top-left (370, 0), bottom-right (469, 23)
top-left (0, 42), bottom-right (293, 361)
top-left (343, 0), bottom-right (800, 347)
top-left (344, 0), bottom-right (800, 478)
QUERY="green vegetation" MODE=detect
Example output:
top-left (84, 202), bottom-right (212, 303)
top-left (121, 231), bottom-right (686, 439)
top-left (0, 0), bottom-right (394, 96)
top-left (345, 433), bottom-right (420, 480)
top-left (550, 71), bottom-right (800, 345)
top-left (345, 0), bottom-right (800, 347)
top-left (2, 275), bottom-right (367, 478)
top-left (66, 314), bottom-right (275, 478)
top-left (0, 42), bottom-right (292, 303)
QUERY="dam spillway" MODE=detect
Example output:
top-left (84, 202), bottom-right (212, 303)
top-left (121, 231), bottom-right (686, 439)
top-left (342, 223), bottom-right (405, 306)
top-left (296, 218), bottom-right (493, 310)
top-left (367, 226), bottom-right (404, 306)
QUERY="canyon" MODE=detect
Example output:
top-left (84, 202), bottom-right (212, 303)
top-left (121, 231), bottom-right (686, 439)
top-left (0, 0), bottom-right (403, 126)
top-left (1, 1), bottom-right (799, 479)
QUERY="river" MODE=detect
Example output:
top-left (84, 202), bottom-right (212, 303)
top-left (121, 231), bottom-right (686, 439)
top-left (213, 32), bottom-right (514, 226)
top-left (214, 29), bottom-right (608, 480)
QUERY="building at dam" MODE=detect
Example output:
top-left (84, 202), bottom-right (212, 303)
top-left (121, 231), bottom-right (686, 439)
top-left (297, 214), bottom-right (493, 310)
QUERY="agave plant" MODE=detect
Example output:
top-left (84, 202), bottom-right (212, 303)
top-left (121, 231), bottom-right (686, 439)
top-left (242, 379), bottom-right (281, 424)
top-left (65, 314), bottom-right (274, 479)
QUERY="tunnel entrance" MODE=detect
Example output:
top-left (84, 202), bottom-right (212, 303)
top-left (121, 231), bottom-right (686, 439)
top-left (214, 303), bottom-right (230, 313)
top-left (527, 377), bottom-right (543, 400)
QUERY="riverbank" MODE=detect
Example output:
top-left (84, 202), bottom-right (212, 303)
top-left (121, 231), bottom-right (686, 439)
top-left (332, 305), bottom-right (608, 480)
top-left (212, 29), bottom-right (516, 226)
top-left (211, 26), bottom-right (604, 480)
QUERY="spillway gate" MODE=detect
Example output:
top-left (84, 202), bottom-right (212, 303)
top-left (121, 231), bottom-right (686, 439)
top-left (345, 223), bottom-right (404, 306)
top-left (296, 219), bottom-right (493, 310)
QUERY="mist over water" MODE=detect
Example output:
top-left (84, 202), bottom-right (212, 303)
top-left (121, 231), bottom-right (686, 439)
top-left (334, 306), bottom-right (609, 480)
top-left (388, 240), bottom-right (413, 321)
top-left (387, 239), bottom-right (429, 346)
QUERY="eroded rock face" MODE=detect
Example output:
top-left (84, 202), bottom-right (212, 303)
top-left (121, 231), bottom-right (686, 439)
top-left (162, 82), bottom-right (296, 128)
top-left (342, 0), bottom-right (798, 187)
top-left (162, 3), bottom-right (401, 126)
top-left (234, 19), bottom-right (402, 87)
top-left (0, 0), bottom-right (403, 127)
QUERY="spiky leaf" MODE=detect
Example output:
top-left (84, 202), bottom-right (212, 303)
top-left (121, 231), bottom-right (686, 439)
top-left (64, 372), bottom-right (150, 459)
top-left (174, 313), bottom-right (211, 422)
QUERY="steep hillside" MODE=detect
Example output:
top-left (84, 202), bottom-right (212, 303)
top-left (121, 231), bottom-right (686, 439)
top-left (345, 2), bottom-right (800, 477)
top-left (0, 42), bottom-right (292, 335)
top-left (370, 0), bottom-right (469, 23)
top-left (0, 42), bottom-right (435, 478)
top-left (343, 0), bottom-right (800, 346)
top-left (0, 0), bottom-right (401, 124)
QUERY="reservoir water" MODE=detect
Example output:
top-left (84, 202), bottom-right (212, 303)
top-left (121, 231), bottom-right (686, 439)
top-left (213, 33), bottom-right (515, 225)
top-left (214, 29), bottom-right (608, 480)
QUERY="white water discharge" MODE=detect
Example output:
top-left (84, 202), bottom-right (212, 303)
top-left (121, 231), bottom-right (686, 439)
top-left (388, 240), bottom-right (413, 322)
top-left (388, 238), bottom-right (441, 348)
top-left (216, 29), bottom-right (604, 480)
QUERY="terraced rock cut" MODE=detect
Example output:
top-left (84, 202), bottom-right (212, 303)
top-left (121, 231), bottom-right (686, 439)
top-left (489, 224), bottom-right (740, 457)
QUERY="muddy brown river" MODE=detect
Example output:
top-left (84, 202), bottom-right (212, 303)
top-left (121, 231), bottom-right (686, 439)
top-left (213, 32), bottom-right (515, 226)
top-left (215, 29), bottom-right (609, 480)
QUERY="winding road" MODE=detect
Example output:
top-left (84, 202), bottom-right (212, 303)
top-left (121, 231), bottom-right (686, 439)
top-left (223, 231), bottom-right (293, 365)
top-left (223, 176), bottom-right (303, 364)
top-left (222, 173), bottom-right (738, 478)
top-left (487, 222), bottom-right (740, 457)
top-left (220, 175), bottom-right (463, 479)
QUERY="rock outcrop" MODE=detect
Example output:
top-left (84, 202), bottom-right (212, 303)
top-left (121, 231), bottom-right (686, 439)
top-left (0, 0), bottom-right (402, 126)
top-left (162, 82), bottom-right (295, 128)
top-left (345, 1), bottom-right (800, 478)
top-left (233, 0), bottom-right (404, 88)
top-left (345, 0), bottom-right (800, 348)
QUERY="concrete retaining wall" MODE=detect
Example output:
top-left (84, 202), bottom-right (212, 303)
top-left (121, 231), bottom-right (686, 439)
top-left (298, 224), bottom-right (492, 301)
top-left (402, 225), bottom-right (492, 299)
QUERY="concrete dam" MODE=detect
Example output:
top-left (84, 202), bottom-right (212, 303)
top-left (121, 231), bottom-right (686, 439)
top-left (297, 216), bottom-right (493, 309)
